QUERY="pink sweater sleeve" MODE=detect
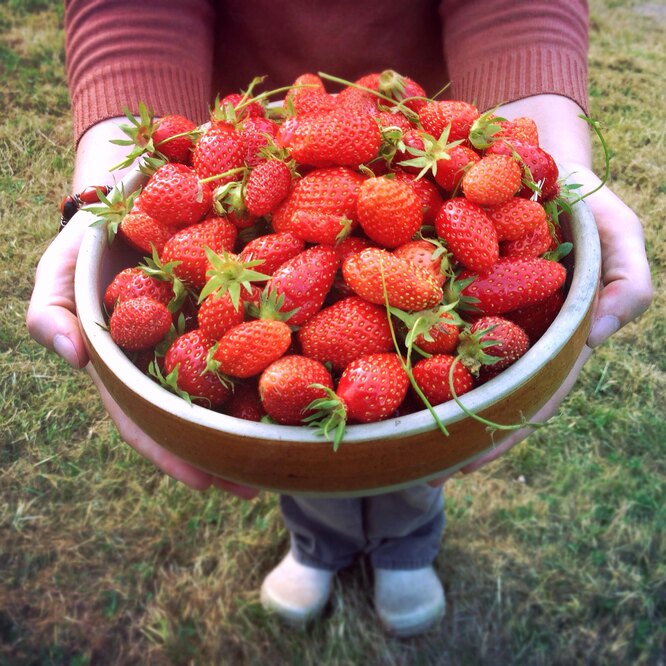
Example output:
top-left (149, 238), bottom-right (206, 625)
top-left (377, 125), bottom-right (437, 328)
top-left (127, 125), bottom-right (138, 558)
top-left (65, 0), bottom-right (216, 143)
top-left (440, 0), bottom-right (589, 113)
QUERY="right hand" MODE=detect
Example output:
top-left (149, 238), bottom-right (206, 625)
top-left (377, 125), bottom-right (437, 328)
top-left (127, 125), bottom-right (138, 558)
top-left (26, 118), bottom-right (259, 499)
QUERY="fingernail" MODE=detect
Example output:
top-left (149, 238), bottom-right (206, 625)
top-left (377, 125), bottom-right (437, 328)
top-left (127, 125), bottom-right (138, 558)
top-left (53, 333), bottom-right (81, 368)
top-left (588, 315), bottom-right (621, 348)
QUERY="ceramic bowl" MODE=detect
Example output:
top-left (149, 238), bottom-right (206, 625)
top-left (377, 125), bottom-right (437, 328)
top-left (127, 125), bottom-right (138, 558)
top-left (75, 170), bottom-right (600, 496)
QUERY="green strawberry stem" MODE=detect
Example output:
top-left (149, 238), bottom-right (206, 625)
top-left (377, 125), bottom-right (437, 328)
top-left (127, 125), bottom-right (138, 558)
top-left (378, 259), bottom-right (450, 437)
top-left (446, 357), bottom-right (548, 433)
top-left (302, 386), bottom-right (348, 451)
top-left (567, 115), bottom-right (611, 203)
top-left (199, 166), bottom-right (248, 184)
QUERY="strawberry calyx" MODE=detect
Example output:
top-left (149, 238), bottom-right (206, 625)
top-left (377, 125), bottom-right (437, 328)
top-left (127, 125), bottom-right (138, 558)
top-left (148, 360), bottom-right (193, 405)
top-left (139, 247), bottom-right (188, 313)
top-left (455, 323), bottom-right (504, 376)
top-left (397, 126), bottom-right (464, 181)
top-left (302, 385), bottom-right (348, 451)
top-left (246, 287), bottom-right (299, 324)
top-left (199, 248), bottom-right (270, 310)
top-left (84, 185), bottom-right (139, 244)
top-left (443, 272), bottom-right (480, 313)
top-left (389, 302), bottom-right (463, 357)
top-left (202, 343), bottom-right (235, 390)
top-left (468, 108), bottom-right (506, 150)
top-left (109, 103), bottom-right (160, 171)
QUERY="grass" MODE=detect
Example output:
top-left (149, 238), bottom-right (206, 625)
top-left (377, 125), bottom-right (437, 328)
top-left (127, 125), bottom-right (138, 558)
top-left (1, 1), bottom-right (665, 664)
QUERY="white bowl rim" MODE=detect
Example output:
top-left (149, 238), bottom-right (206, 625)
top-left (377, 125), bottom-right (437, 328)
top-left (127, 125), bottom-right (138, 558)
top-left (75, 168), bottom-right (601, 446)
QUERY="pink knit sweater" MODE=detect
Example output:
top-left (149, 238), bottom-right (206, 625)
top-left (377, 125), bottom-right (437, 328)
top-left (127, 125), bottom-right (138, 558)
top-left (65, 0), bottom-right (589, 143)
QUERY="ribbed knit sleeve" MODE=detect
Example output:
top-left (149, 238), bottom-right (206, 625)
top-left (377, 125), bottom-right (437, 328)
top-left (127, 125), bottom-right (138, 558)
top-left (440, 0), bottom-right (589, 113)
top-left (65, 0), bottom-right (216, 143)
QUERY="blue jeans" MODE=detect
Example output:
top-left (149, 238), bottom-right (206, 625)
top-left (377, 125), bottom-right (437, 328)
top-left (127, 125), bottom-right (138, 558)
top-left (280, 484), bottom-right (445, 571)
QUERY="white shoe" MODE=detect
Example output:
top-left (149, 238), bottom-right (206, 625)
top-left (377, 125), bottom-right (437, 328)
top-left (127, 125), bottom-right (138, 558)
top-left (260, 552), bottom-right (334, 626)
top-left (374, 566), bottom-right (446, 638)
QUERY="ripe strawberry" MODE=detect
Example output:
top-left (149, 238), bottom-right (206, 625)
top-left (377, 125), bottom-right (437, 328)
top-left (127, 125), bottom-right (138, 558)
top-left (109, 296), bottom-right (172, 351)
top-left (285, 73), bottom-right (336, 117)
top-left (393, 239), bottom-right (447, 287)
top-left (392, 128), bottom-right (426, 174)
top-left (335, 85), bottom-right (380, 116)
top-left (333, 235), bottom-right (376, 263)
top-left (259, 355), bottom-right (334, 425)
top-left (392, 170), bottom-right (444, 224)
top-left (487, 198), bottom-right (547, 241)
top-left (413, 311), bottom-right (460, 355)
top-left (336, 353), bottom-right (410, 423)
top-left (375, 110), bottom-right (413, 133)
top-left (278, 107), bottom-right (382, 167)
top-left (432, 144), bottom-right (480, 193)
top-left (500, 218), bottom-right (553, 259)
top-left (118, 208), bottom-right (176, 255)
top-left (140, 163), bottom-right (212, 227)
top-left (374, 69), bottom-right (427, 113)
top-left (495, 117), bottom-right (539, 146)
top-left (435, 198), bottom-right (499, 273)
top-left (225, 380), bottom-right (266, 421)
top-left (238, 231), bottom-right (305, 276)
top-left (269, 245), bottom-right (340, 325)
top-left (153, 114), bottom-right (197, 164)
top-left (213, 319), bottom-right (292, 378)
top-left (342, 248), bottom-right (443, 311)
top-left (163, 329), bottom-right (232, 408)
top-left (297, 296), bottom-right (394, 372)
top-left (244, 159), bottom-right (293, 216)
top-left (460, 258), bottom-right (567, 314)
top-left (161, 216), bottom-right (238, 290)
top-left (290, 210), bottom-right (354, 246)
top-left (198, 289), bottom-right (246, 341)
top-left (505, 289), bottom-right (565, 343)
top-left (461, 154), bottom-right (522, 206)
top-left (487, 140), bottom-right (559, 200)
top-left (459, 316), bottom-right (530, 374)
top-left (103, 267), bottom-right (173, 313)
top-left (412, 354), bottom-right (474, 406)
top-left (356, 176), bottom-right (423, 249)
top-left (218, 92), bottom-right (265, 121)
top-left (191, 125), bottom-right (246, 181)
top-left (271, 166), bottom-right (364, 233)
top-left (418, 100), bottom-right (480, 143)
top-left (238, 115), bottom-right (279, 167)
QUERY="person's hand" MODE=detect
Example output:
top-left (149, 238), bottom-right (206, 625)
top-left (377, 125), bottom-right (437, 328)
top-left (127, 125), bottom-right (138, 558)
top-left (26, 118), bottom-right (259, 499)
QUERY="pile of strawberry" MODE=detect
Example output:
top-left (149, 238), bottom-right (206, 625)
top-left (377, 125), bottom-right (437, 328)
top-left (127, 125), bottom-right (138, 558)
top-left (92, 70), bottom-right (572, 447)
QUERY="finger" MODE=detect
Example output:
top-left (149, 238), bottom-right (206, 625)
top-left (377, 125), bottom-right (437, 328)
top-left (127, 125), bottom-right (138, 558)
top-left (26, 218), bottom-right (89, 368)
top-left (211, 477), bottom-right (260, 499)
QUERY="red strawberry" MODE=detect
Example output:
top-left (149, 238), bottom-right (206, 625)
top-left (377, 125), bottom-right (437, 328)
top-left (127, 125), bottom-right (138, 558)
top-left (487, 198), bottom-right (547, 241)
top-left (238, 115), bottom-right (279, 167)
top-left (290, 210), bottom-right (354, 246)
top-left (213, 319), bottom-right (292, 378)
top-left (412, 354), bottom-right (474, 406)
top-left (271, 166), bottom-right (364, 233)
top-left (336, 353), bottom-right (409, 423)
top-left (393, 239), bottom-right (447, 287)
top-left (239, 231), bottom-right (305, 276)
top-left (392, 128), bottom-right (426, 174)
top-left (244, 159), bottom-right (293, 216)
top-left (342, 248), bottom-right (443, 311)
top-left (153, 114), bottom-right (197, 164)
top-left (140, 163), bottom-right (212, 227)
top-left (487, 140), bottom-right (559, 200)
top-left (413, 311), bottom-right (460, 355)
top-left (103, 267), bottom-right (173, 313)
top-left (375, 110), bottom-right (413, 133)
top-left (460, 258), bottom-right (567, 314)
top-left (191, 125), bottom-right (246, 181)
top-left (269, 245), bottom-right (340, 325)
top-left (259, 355), bottom-right (334, 425)
top-left (500, 218), bottom-right (553, 259)
top-left (461, 154), bottom-right (522, 206)
top-left (505, 289), bottom-right (565, 343)
top-left (163, 329), bottom-right (231, 408)
top-left (356, 176), bottom-right (423, 249)
top-left (118, 209), bottom-right (176, 255)
top-left (225, 380), bottom-right (266, 421)
top-left (419, 100), bottom-right (480, 143)
top-left (285, 73), bottom-right (336, 117)
top-left (109, 296), bottom-right (172, 352)
top-left (435, 198), bottom-right (499, 273)
top-left (161, 216), bottom-right (238, 290)
top-left (298, 296), bottom-right (394, 372)
top-left (461, 316), bottom-right (531, 373)
top-left (277, 107), bottom-right (382, 167)
top-left (218, 92), bottom-right (265, 121)
top-left (392, 170), bottom-right (444, 224)
top-left (198, 289), bottom-right (246, 341)
top-left (374, 69), bottom-right (427, 113)
top-left (432, 144), bottom-right (481, 193)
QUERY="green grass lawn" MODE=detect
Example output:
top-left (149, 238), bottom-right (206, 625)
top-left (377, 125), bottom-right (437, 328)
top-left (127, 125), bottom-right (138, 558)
top-left (1, 2), bottom-right (664, 664)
